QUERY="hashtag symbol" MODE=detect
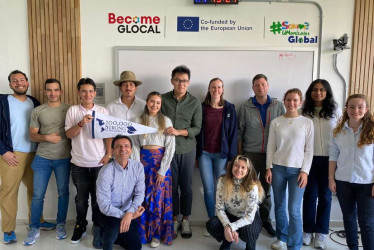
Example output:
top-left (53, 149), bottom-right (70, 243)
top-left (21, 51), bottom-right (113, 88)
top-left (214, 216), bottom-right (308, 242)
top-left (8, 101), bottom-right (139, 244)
top-left (270, 21), bottom-right (282, 34)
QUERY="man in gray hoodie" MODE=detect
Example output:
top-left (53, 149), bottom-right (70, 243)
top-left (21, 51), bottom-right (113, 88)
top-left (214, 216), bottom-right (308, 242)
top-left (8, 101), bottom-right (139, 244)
top-left (238, 74), bottom-right (284, 237)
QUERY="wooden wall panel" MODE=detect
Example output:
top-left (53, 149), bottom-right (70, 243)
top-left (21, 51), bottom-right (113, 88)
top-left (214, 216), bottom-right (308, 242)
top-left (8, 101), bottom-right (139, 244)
top-left (350, 0), bottom-right (374, 110)
top-left (28, 0), bottom-right (81, 104)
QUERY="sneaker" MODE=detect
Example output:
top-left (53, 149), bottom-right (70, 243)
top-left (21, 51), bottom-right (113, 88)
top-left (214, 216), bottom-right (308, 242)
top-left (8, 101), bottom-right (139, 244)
top-left (150, 238), bottom-right (160, 248)
top-left (173, 221), bottom-right (180, 239)
top-left (181, 219), bottom-right (192, 239)
top-left (56, 224), bottom-right (67, 240)
top-left (203, 227), bottom-right (210, 237)
top-left (3, 231), bottom-right (17, 244)
top-left (314, 233), bottom-right (327, 249)
top-left (23, 228), bottom-right (40, 245)
top-left (70, 224), bottom-right (86, 244)
top-left (40, 221), bottom-right (56, 231)
top-left (92, 224), bottom-right (103, 249)
top-left (271, 239), bottom-right (286, 250)
top-left (262, 222), bottom-right (276, 237)
top-left (303, 232), bottom-right (313, 246)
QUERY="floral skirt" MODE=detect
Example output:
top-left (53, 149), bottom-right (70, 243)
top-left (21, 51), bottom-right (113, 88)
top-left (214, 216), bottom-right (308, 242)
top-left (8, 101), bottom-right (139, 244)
top-left (139, 147), bottom-right (173, 245)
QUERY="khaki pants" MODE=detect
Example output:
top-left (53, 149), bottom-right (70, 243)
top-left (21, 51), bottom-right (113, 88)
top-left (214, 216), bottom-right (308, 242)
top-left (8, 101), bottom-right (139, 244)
top-left (0, 151), bottom-right (43, 232)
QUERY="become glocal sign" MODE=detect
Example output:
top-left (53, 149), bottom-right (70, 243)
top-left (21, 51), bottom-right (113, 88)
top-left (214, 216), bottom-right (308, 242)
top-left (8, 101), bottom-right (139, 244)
top-left (108, 13), bottom-right (162, 34)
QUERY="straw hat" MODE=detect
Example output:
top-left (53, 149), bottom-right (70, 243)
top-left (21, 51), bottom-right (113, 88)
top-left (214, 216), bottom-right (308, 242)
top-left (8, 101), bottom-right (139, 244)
top-left (113, 71), bottom-right (142, 86)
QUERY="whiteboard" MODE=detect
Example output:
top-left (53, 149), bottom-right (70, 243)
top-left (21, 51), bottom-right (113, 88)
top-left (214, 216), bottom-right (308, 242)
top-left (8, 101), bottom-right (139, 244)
top-left (115, 47), bottom-right (317, 107)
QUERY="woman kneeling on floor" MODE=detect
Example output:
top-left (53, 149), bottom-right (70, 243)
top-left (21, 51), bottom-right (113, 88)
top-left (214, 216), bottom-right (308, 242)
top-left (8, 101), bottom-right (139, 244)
top-left (206, 155), bottom-right (263, 250)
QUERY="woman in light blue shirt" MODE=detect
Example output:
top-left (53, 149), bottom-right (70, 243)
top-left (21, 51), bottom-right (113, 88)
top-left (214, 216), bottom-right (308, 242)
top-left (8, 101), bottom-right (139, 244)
top-left (329, 94), bottom-right (374, 250)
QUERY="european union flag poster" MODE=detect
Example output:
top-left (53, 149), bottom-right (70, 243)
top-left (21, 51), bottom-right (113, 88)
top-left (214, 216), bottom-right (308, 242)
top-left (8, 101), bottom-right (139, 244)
top-left (177, 17), bottom-right (199, 32)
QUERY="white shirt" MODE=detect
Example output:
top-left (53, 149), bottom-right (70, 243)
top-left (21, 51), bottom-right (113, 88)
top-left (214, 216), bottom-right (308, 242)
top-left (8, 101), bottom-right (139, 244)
top-left (266, 115), bottom-right (314, 174)
top-left (131, 116), bottom-right (175, 176)
top-left (107, 96), bottom-right (146, 122)
top-left (65, 104), bottom-right (109, 167)
top-left (303, 107), bottom-right (342, 156)
top-left (329, 122), bottom-right (374, 184)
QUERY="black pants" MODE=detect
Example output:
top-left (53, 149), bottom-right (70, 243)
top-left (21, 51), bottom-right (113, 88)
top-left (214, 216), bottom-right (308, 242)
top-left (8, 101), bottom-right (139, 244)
top-left (171, 149), bottom-right (196, 217)
top-left (71, 164), bottom-right (102, 227)
top-left (206, 211), bottom-right (262, 250)
top-left (336, 180), bottom-right (374, 250)
top-left (101, 214), bottom-right (141, 250)
top-left (244, 152), bottom-right (272, 226)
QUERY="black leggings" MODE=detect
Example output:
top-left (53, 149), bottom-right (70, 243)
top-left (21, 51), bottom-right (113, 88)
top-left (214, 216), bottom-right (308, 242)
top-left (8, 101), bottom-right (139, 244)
top-left (206, 211), bottom-right (262, 250)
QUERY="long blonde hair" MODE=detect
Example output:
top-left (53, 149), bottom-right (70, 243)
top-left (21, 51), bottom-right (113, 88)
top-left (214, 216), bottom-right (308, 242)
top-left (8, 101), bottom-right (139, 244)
top-left (222, 155), bottom-right (264, 202)
top-left (333, 94), bottom-right (374, 148)
top-left (140, 91), bottom-right (166, 132)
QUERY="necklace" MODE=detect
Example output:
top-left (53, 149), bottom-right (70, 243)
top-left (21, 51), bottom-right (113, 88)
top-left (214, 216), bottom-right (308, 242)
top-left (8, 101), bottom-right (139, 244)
top-left (284, 115), bottom-right (298, 124)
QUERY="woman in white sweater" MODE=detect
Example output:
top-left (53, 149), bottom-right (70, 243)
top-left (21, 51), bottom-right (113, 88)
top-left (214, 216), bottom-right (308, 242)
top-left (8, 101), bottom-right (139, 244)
top-left (301, 79), bottom-right (341, 249)
top-left (206, 155), bottom-right (263, 250)
top-left (265, 88), bottom-right (314, 250)
top-left (132, 91), bottom-right (175, 248)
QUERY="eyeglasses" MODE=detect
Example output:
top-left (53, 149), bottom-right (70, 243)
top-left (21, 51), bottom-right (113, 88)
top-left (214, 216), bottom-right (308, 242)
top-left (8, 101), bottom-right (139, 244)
top-left (173, 78), bottom-right (189, 84)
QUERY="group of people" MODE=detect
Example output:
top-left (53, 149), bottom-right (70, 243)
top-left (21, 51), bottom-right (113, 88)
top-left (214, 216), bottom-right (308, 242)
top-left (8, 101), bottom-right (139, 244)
top-left (0, 65), bottom-right (373, 250)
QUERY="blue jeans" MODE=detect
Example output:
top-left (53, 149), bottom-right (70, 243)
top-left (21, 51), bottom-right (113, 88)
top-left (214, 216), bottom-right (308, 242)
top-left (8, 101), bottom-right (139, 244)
top-left (272, 165), bottom-right (305, 250)
top-left (336, 180), bottom-right (374, 250)
top-left (198, 151), bottom-right (227, 218)
top-left (30, 155), bottom-right (70, 228)
top-left (303, 156), bottom-right (331, 234)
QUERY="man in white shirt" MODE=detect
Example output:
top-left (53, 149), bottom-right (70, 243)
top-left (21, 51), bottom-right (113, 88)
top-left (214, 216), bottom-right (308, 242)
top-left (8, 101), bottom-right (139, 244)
top-left (107, 71), bottom-right (146, 122)
top-left (65, 78), bottom-right (111, 248)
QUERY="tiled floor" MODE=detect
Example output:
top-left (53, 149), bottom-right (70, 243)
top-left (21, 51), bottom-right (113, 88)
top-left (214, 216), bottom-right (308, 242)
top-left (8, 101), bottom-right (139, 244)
top-left (2, 222), bottom-right (356, 249)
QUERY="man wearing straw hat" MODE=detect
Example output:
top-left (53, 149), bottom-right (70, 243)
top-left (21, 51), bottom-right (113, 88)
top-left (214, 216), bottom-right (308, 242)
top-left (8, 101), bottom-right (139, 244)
top-left (108, 71), bottom-right (146, 122)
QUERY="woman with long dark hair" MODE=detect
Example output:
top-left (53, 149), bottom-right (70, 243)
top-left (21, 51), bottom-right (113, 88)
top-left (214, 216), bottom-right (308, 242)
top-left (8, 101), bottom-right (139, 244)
top-left (301, 79), bottom-right (341, 249)
top-left (196, 77), bottom-right (238, 235)
top-left (132, 91), bottom-right (175, 248)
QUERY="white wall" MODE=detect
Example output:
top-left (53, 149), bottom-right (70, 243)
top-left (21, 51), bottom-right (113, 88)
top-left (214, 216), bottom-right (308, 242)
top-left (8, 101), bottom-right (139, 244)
top-left (0, 0), bottom-right (354, 224)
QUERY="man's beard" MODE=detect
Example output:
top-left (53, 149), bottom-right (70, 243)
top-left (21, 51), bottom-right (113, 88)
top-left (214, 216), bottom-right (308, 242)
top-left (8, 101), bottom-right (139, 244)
top-left (12, 87), bottom-right (28, 96)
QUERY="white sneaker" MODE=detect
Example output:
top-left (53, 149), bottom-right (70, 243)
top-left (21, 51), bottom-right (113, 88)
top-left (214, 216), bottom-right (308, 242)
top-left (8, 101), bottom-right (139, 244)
top-left (203, 227), bottom-right (210, 237)
top-left (150, 238), bottom-right (160, 248)
top-left (173, 221), bottom-right (180, 239)
top-left (314, 233), bottom-right (327, 249)
top-left (181, 220), bottom-right (192, 238)
top-left (303, 232), bottom-right (313, 246)
top-left (271, 239), bottom-right (286, 250)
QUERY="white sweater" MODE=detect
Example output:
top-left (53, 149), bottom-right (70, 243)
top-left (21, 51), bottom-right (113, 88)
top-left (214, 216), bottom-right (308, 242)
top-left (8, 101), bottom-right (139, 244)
top-left (266, 115), bottom-right (314, 174)
top-left (131, 116), bottom-right (175, 176)
top-left (305, 107), bottom-right (342, 156)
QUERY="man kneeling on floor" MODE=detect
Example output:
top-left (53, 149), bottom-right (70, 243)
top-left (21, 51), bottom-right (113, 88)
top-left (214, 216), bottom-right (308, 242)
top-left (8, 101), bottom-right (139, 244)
top-left (97, 135), bottom-right (145, 250)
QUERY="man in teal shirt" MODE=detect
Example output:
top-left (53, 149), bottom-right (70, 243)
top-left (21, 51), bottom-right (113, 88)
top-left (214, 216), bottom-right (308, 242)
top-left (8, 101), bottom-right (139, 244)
top-left (162, 65), bottom-right (202, 239)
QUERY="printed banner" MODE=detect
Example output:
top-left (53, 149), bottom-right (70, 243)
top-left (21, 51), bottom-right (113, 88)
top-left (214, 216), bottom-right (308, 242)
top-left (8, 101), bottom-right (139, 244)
top-left (91, 111), bottom-right (158, 139)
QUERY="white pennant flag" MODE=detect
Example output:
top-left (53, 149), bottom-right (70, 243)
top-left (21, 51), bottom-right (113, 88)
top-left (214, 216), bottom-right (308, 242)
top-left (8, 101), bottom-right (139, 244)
top-left (91, 111), bottom-right (158, 139)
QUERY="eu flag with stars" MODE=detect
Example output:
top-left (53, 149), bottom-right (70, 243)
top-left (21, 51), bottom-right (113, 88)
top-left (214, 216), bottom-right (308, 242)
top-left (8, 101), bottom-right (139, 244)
top-left (177, 17), bottom-right (199, 32)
